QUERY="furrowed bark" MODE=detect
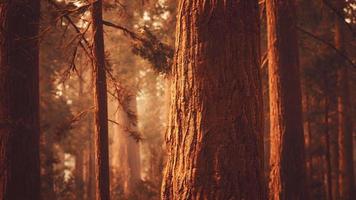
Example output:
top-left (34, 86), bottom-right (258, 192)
top-left (161, 1), bottom-right (265, 199)
top-left (0, 0), bottom-right (41, 199)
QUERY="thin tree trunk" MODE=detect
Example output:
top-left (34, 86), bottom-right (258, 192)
top-left (91, 0), bottom-right (110, 199)
top-left (266, 0), bottom-right (307, 199)
top-left (112, 91), bottom-right (141, 198)
top-left (75, 150), bottom-right (85, 199)
top-left (162, 1), bottom-right (265, 199)
top-left (75, 64), bottom-right (85, 200)
top-left (303, 89), bottom-right (313, 199)
top-left (324, 76), bottom-right (333, 200)
top-left (0, 0), bottom-right (41, 199)
top-left (42, 133), bottom-right (56, 199)
top-left (88, 114), bottom-right (96, 200)
top-left (334, 1), bottom-right (355, 200)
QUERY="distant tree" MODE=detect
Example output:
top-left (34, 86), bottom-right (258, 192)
top-left (334, 0), bottom-right (355, 199)
top-left (161, 1), bottom-right (265, 199)
top-left (266, 0), bottom-right (308, 199)
top-left (0, 0), bottom-right (41, 199)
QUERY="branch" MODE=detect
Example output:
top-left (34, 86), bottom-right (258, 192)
top-left (47, 0), bottom-right (92, 59)
top-left (108, 119), bottom-right (142, 142)
top-left (102, 20), bottom-right (141, 41)
top-left (297, 26), bottom-right (356, 69)
top-left (102, 20), bottom-right (173, 74)
top-left (321, 0), bottom-right (356, 37)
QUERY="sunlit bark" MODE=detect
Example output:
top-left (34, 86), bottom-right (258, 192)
top-left (162, 1), bottom-right (265, 199)
top-left (91, 0), bottom-right (110, 199)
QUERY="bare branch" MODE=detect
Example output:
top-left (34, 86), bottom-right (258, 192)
top-left (297, 26), bottom-right (356, 69)
top-left (321, 0), bottom-right (356, 36)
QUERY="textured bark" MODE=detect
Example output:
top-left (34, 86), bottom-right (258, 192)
top-left (161, 1), bottom-right (265, 199)
top-left (334, 1), bottom-right (355, 199)
top-left (112, 92), bottom-right (141, 198)
top-left (91, 0), bottom-right (110, 199)
top-left (0, 0), bottom-right (41, 199)
top-left (266, 0), bottom-right (307, 199)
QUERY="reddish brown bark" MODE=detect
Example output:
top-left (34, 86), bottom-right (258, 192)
top-left (323, 77), bottom-right (333, 200)
top-left (334, 1), bottom-right (355, 199)
top-left (266, 0), bottom-right (307, 199)
top-left (91, 0), bottom-right (110, 199)
top-left (0, 0), bottom-right (41, 199)
top-left (161, 1), bottom-right (265, 199)
top-left (302, 87), bottom-right (313, 200)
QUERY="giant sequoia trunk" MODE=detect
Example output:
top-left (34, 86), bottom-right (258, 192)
top-left (91, 0), bottom-right (110, 199)
top-left (0, 0), bottom-right (41, 199)
top-left (161, 1), bottom-right (265, 199)
top-left (112, 91), bottom-right (141, 198)
top-left (266, 0), bottom-right (307, 199)
top-left (334, 1), bottom-right (355, 199)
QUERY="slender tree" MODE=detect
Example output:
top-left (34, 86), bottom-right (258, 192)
top-left (334, 1), bottom-right (355, 199)
top-left (112, 90), bottom-right (141, 198)
top-left (323, 72), bottom-right (333, 200)
top-left (266, 0), bottom-right (308, 199)
top-left (91, 0), bottom-right (110, 199)
top-left (161, 1), bottom-right (265, 199)
top-left (0, 0), bottom-right (41, 199)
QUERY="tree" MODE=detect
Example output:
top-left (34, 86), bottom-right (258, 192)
top-left (0, 0), bottom-right (41, 199)
top-left (266, 0), bottom-right (308, 199)
top-left (334, 0), bottom-right (355, 199)
top-left (112, 89), bottom-right (141, 198)
top-left (91, 0), bottom-right (110, 199)
top-left (161, 1), bottom-right (265, 199)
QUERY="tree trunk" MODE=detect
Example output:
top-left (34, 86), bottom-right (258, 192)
top-left (324, 77), bottom-right (333, 200)
top-left (0, 0), bottom-right (41, 199)
top-left (42, 133), bottom-right (56, 200)
top-left (334, 1), bottom-right (355, 200)
top-left (88, 114), bottom-right (96, 200)
top-left (91, 0), bottom-right (110, 199)
top-left (75, 150), bottom-right (85, 199)
top-left (161, 1), bottom-right (265, 199)
top-left (112, 91), bottom-right (141, 198)
top-left (302, 89), bottom-right (313, 199)
top-left (266, 0), bottom-right (307, 199)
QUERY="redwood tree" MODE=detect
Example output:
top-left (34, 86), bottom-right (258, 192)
top-left (334, 0), bottom-right (355, 199)
top-left (91, 0), bottom-right (110, 199)
top-left (266, 0), bottom-right (308, 199)
top-left (0, 0), bottom-right (41, 199)
top-left (161, 1), bottom-right (265, 199)
top-left (112, 91), bottom-right (141, 198)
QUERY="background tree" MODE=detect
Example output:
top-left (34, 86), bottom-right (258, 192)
top-left (266, 0), bottom-right (307, 199)
top-left (334, 0), bottom-right (355, 199)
